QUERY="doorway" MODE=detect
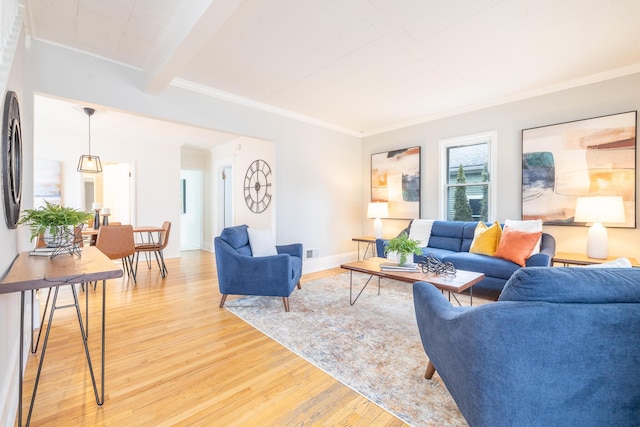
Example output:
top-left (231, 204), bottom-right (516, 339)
top-left (82, 162), bottom-right (133, 224)
top-left (180, 169), bottom-right (203, 250)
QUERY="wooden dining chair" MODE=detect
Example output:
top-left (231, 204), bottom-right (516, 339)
top-left (95, 225), bottom-right (137, 283)
top-left (134, 221), bottom-right (171, 278)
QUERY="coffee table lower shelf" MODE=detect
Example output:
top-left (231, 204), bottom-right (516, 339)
top-left (340, 257), bottom-right (485, 306)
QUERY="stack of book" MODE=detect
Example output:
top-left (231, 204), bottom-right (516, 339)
top-left (29, 247), bottom-right (57, 257)
top-left (379, 262), bottom-right (419, 272)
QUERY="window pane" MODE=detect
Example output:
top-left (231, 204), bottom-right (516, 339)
top-left (447, 143), bottom-right (488, 184)
top-left (446, 184), bottom-right (488, 221)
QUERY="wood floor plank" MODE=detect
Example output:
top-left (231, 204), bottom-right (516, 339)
top-left (18, 251), bottom-right (408, 426)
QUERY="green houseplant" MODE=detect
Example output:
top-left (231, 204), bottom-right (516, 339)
top-left (18, 200), bottom-right (93, 246)
top-left (384, 232), bottom-right (423, 266)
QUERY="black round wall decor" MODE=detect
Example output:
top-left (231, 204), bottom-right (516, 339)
top-left (243, 159), bottom-right (272, 213)
top-left (2, 90), bottom-right (23, 229)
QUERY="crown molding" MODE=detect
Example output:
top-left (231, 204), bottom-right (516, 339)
top-left (362, 63), bottom-right (640, 137)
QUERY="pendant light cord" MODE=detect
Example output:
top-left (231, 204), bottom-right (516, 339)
top-left (83, 107), bottom-right (95, 156)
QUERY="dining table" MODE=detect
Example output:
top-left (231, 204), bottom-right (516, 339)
top-left (82, 225), bottom-right (164, 245)
top-left (82, 225), bottom-right (167, 276)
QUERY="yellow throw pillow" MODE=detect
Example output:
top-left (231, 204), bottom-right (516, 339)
top-left (469, 221), bottom-right (502, 256)
top-left (494, 226), bottom-right (543, 267)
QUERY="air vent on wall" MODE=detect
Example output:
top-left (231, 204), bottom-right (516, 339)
top-left (305, 248), bottom-right (319, 259)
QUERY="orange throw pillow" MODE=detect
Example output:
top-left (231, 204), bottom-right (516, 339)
top-left (494, 226), bottom-right (542, 267)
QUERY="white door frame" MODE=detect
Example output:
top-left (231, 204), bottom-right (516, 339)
top-left (214, 156), bottom-right (234, 238)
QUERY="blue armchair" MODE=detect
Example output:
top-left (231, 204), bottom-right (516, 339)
top-left (214, 225), bottom-right (303, 312)
top-left (413, 267), bottom-right (640, 426)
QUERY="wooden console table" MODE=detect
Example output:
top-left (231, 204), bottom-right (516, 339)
top-left (0, 246), bottom-right (123, 426)
top-left (552, 251), bottom-right (640, 267)
top-left (352, 236), bottom-right (379, 260)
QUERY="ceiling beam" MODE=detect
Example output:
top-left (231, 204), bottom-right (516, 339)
top-left (143, 0), bottom-right (244, 94)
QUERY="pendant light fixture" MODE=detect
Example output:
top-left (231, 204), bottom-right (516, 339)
top-left (76, 107), bottom-right (102, 173)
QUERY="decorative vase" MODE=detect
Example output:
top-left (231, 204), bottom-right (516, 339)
top-left (398, 253), bottom-right (414, 266)
top-left (43, 225), bottom-right (73, 248)
top-left (388, 251), bottom-right (414, 266)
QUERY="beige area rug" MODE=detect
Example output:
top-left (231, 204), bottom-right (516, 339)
top-left (225, 272), bottom-right (486, 426)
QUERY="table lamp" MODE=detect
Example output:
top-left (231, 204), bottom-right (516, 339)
top-left (574, 196), bottom-right (625, 259)
top-left (367, 202), bottom-right (389, 239)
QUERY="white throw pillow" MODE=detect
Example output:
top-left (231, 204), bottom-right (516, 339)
top-left (408, 219), bottom-right (433, 247)
top-left (584, 257), bottom-right (632, 268)
top-left (504, 219), bottom-right (543, 254)
top-left (247, 228), bottom-right (278, 257)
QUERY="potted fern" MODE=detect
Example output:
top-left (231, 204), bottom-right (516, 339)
top-left (384, 232), bottom-right (423, 266)
top-left (19, 200), bottom-right (93, 248)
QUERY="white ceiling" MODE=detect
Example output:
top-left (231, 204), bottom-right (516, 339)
top-left (25, 0), bottom-right (640, 136)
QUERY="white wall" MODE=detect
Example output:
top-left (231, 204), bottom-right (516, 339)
top-left (34, 114), bottom-right (182, 259)
top-left (0, 24), bottom-right (32, 426)
top-left (362, 72), bottom-right (640, 260)
top-left (27, 40), bottom-right (362, 269)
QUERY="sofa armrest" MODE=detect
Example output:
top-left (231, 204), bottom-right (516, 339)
top-left (525, 232), bottom-right (556, 267)
top-left (375, 238), bottom-right (388, 258)
top-left (277, 243), bottom-right (303, 259)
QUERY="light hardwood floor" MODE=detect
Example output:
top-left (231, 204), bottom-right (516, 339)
top-left (19, 250), bottom-right (407, 426)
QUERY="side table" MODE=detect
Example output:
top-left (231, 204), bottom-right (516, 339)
top-left (552, 251), bottom-right (640, 267)
top-left (352, 236), bottom-right (378, 260)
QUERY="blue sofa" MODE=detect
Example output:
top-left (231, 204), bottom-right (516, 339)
top-left (413, 267), bottom-right (640, 426)
top-left (376, 221), bottom-right (555, 299)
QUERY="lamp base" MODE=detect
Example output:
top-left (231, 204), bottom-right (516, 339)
top-left (586, 222), bottom-right (608, 259)
top-left (373, 218), bottom-right (383, 239)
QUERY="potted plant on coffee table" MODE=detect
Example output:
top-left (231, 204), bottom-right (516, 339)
top-left (384, 232), bottom-right (423, 266)
top-left (18, 200), bottom-right (93, 257)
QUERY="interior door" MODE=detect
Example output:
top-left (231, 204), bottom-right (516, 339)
top-left (102, 163), bottom-right (132, 224)
top-left (180, 169), bottom-right (203, 250)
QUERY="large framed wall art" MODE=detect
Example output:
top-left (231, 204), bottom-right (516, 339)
top-left (522, 111), bottom-right (636, 228)
top-left (371, 146), bottom-right (421, 219)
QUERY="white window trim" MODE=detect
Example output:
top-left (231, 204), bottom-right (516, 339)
top-left (438, 131), bottom-right (498, 221)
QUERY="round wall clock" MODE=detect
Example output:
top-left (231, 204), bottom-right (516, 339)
top-left (244, 159), bottom-right (272, 213)
top-left (2, 90), bottom-right (22, 229)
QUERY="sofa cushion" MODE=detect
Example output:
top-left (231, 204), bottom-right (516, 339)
top-left (220, 224), bottom-right (252, 255)
top-left (421, 247), bottom-right (458, 261)
top-left (460, 221), bottom-right (479, 252)
top-left (499, 267), bottom-right (640, 303)
top-left (443, 252), bottom-right (520, 280)
top-left (428, 221), bottom-right (465, 252)
top-left (469, 221), bottom-right (502, 256)
top-left (494, 226), bottom-right (542, 267)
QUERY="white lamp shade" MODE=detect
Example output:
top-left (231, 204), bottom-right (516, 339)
top-left (574, 196), bottom-right (625, 224)
top-left (367, 202), bottom-right (389, 219)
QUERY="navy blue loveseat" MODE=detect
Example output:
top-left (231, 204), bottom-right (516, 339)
top-left (376, 220), bottom-right (555, 299)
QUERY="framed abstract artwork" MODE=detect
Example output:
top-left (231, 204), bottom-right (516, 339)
top-left (522, 111), bottom-right (636, 227)
top-left (371, 146), bottom-right (421, 219)
top-left (34, 159), bottom-right (61, 208)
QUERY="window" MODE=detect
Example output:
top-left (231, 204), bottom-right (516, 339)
top-left (439, 132), bottom-right (497, 221)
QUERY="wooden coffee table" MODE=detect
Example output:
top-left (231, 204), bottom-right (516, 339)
top-left (340, 257), bottom-right (485, 306)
